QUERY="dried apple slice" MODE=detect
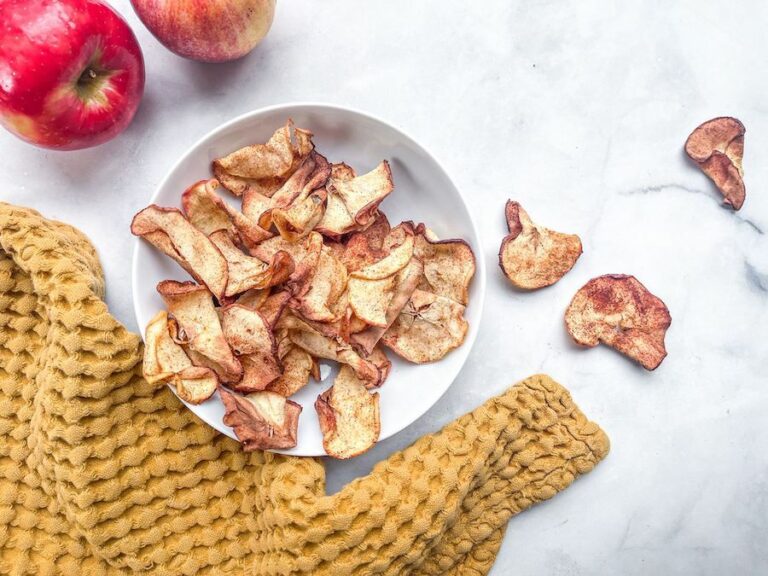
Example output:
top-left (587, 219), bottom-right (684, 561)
top-left (382, 289), bottom-right (468, 363)
top-left (350, 223), bottom-right (414, 280)
top-left (339, 213), bottom-right (391, 271)
top-left (143, 311), bottom-right (192, 384)
top-left (220, 304), bottom-right (281, 392)
top-left (684, 117), bottom-right (746, 210)
top-left (234, 288), bottom-right (270, 310)
top-left (171, 366), bottom-right (218, 404)
top-left (181, 179), bottom-right (271, 249)
top-left (351, 258), bottom-right (423, 355)
top-left (315, 365), bottom-right (380, 459)
top-left (292, 245), bottom-right (348, 322)
top-left (565, 274), bottom-right (671, 370)
top-left (413, 223), bottom-right (475, 305)
top-left (265, 345), bottom-right (314, 397)
top-left (157, 280), bottom-right (242, 383)
top-left (132, 206), bottom-right (228, 300)
top-left (270, 188), bottom-right (327, 242)
top-left (315, 161), bottom-right (393, 236)
top-left (366, 346), bottom-right (391, 388)
top-left (244, 151), bottom-right (331, 231)
top-left (347, 274), bottom-right (397, 328)
top-left (498, 201), bottom-right (582, 290)
top-left (250, 231), bottom-right (324, 293)
top-left (257, 290), bottom-right (292, 329)
top-left (209, 230), bottom-right (293, 297)
top-left (280, 313), bottom-right (384, 388)
top-left (221, 388), bottom-right (302, 450)
top-left (212, 120), bottom-right (314, 198)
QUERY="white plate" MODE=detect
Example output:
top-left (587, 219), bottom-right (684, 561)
top-left (132, 103), bottom-right (486, 456)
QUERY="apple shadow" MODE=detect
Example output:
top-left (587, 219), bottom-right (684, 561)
top-left (177, 49), bottom-right (269, 99)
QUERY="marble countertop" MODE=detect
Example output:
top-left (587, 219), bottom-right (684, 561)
top-left (2, 1), bottom-right (766, 573)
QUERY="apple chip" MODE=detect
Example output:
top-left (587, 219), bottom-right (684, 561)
top-left (498, 201), bottom-right (582, 290)
top-left (220, 388), bottom-right (301, 450)
top-left (181, 179), bottom-right (271, 249)
top-left (234, 288), bottom-right (270, 310)
top-left (157, 280), bottom-right (242, 383)
top-left (265, 345), bottom-right (314, 397)
top-left (684, 117), bottom-right (746, 210)
top-left (171, 366), bottom-right (218, 405)
top-left (143, 311), bottom-right (192, 384)
top-left (270, 188), bottom-right (327, 242)
top-left (350, 223), bottom-right (414, 280)
top-left (413, 223), bottom-right (475, 305)
top-left (292, 245), bottom-right (348, 322)
top-left (565, 274), bottom-right (671, 370)
top-left (348, 274), bottom-right (397, 328)
top-left (315, 161), bottom-right (393, 237)
top-left (280, 313), bottom-right (384, 388)
top-left (315, 365), bottom-right (380, 459)
top-left (257, 289), bottom-right (292, 328)
top-left (221, 305), bottom-right (281, 392)
top-left (382, 289), bottom-right (468, 363)
top-left (250, 231), bottom-right (324, 293)
top-left (366, 346), bottom-right (392, 388)
top-left (132, 206), bottom-right (228, 300)
top-left (351, 258), bottom-right (423, 355)
top-left (212, 120), bottom-right (314, 198)
top-left (339, 213), bottom-right (391, 272)
top-left (243, 151), bottom-right (330, 231)
top-left (209, 231), bottom-right (293, 297)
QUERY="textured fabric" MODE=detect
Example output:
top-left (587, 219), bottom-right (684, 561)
top-left (0, 202), bottom-right (610, 575)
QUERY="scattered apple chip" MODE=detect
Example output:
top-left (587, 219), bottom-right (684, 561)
top-left (265, 345), bottom-right (314, 397)
top-left (212, 120), bottom-right (314, 198)
top-left (498, 201), bottom-right (582, 290)
top-left (684, 117), bottom-right (746, 210)
top-left (157, 280), bottom-right (242, 383)
top-left (351, 258), bottom-right (423, 355)
top-left (132, 206), bottom-right (229, 300)
top-left (315, 365), bottom-right (380, 459)
top-left (181, 179), bottom-right (271, 249)
top-left (564, 274), bottom-right (671, 370)
top-left (221, 304), bottom-right (281, 392)
top-left (221, 388), bottom-right (302, 450)
top-left (209, 230), bottom-right (293, 297)
top-left (382, 289), bottom-right (469, 363)
top-left (339, 212), bottom-right (391, 272)
top-left (413, 223), bottom-right (475, 305)
top-left (315, 161), bottom-right (393, 236)
top-left (143, 311), bottom-right (193, 384)
top-left (172, 366), bottom-right (218, 405)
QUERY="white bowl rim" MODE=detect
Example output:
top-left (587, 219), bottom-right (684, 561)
top-left (131, 101), bottom-right (487, 454)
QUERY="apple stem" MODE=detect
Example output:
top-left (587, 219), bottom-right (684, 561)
top-left (76, 66), bottom-right (110, 103)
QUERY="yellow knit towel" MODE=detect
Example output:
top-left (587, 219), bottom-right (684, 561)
top-left (0, 203), bottom-right (609, 575)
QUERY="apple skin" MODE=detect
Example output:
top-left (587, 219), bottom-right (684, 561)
top-left (0, 0), bottom-right (145, 151)
top-left (131, 0), bottom-right (276, 63)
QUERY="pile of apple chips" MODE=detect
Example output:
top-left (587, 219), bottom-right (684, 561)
top-left (133, 121), bottom-right (475, 458)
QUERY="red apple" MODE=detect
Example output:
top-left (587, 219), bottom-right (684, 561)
top-left (131, 0), bottom-right (276, 63)
top-left (0, 0), bottom-right (145, 151)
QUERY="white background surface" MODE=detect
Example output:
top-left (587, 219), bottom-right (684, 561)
top-left (2, 1), bottom-right (767, 574)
